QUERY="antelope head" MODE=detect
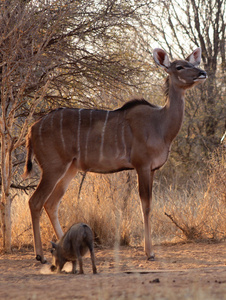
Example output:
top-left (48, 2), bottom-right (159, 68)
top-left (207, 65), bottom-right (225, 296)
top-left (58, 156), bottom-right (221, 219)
top-left (153, 48), bottom-right (207, 90)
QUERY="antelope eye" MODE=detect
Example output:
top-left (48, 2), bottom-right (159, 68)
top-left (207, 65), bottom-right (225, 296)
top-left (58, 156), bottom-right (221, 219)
top-left (176, 66), bottom-right (184, 70)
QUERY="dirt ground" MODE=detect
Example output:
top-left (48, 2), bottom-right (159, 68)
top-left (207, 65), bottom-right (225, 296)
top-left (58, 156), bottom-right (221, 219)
top-left (0, 242), bottom-right (225, 300)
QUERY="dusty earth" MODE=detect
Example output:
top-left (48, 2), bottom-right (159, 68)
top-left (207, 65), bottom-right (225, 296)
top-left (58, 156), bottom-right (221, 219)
top-left (0, 242), bottom-right (226, 300)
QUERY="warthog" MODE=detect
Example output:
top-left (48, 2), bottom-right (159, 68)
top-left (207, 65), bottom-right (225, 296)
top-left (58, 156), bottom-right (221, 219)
top-left (50, 223), bottom-right (97, 274)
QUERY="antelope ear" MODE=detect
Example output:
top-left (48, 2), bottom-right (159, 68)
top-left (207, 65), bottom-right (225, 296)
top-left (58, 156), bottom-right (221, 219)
top-left (186, 48), bottom-right (201, 66)
top-left (153, 48), bottom-right (170, 70)
top-left (50, 241), bottom-right (57, 249)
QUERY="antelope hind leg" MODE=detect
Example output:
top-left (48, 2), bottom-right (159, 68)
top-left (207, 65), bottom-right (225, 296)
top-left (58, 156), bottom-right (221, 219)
top-left (29, 164), bottom-right (71, 263)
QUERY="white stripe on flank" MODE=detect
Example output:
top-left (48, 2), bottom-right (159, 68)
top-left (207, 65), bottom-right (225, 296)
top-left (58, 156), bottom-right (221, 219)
top-left (39, 115), bottom-right (46, 147)
top-left (77, 109), bottom-right (83, 161)
top-left (100, 111), bottom-right (109, 160)
top-left (60, 108), bottom-right (66, 151)
top-left (85, 110), bottom-right (93, 163)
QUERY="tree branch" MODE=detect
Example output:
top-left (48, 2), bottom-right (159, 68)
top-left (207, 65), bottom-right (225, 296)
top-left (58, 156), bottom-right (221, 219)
top-left (165, 212), bottom-right (187, 235)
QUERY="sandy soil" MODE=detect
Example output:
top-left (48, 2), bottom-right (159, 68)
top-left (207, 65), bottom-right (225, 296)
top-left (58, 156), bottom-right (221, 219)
top-left (0, 242), bottom-right (226, 299)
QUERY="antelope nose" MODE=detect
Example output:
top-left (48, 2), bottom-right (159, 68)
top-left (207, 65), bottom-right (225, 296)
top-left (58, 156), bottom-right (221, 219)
top-left (199, 70), bottom-right (207, 79)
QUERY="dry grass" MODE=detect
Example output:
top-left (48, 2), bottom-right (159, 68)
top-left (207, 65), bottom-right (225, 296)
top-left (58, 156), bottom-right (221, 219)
top-left (10, 147), bottom-right (226, 250)
top-left (56, 171), bottom-right (143, 247)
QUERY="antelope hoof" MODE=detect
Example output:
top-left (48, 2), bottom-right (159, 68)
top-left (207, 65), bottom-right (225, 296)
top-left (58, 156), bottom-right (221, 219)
top-left (36, 255), bottom-right (47, 264)
top-left (147, 255), bottom-right (155, 261)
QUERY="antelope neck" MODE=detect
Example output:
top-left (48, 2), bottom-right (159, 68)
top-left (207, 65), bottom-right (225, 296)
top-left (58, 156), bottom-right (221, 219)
top-left (162, 83), bottom-right (185, 144)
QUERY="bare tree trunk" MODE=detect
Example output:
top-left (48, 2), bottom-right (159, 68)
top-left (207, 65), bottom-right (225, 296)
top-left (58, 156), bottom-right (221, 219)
top-left (1, 194), bottom-right (12, 252)
top-left (0, 117), bottom-right (14, 252)
top-left (0, 135), bottom-right (12, 252)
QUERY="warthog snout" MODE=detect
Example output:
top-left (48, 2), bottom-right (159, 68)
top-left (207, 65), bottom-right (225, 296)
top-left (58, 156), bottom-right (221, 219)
top-left (50, 265), bottom-right (57, 272)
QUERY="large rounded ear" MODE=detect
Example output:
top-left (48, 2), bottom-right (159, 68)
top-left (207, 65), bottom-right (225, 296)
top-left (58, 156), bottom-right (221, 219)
top-left (153, 48), bottom-right (170, 70)
top-left (186, 48), bottom-right (201, 66)
top-left (50, 241), bottom-right (57, 249)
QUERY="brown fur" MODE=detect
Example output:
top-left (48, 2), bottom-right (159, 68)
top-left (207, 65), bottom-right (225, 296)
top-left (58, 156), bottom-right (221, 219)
top-left (50, 223), bottom-right (97, 274)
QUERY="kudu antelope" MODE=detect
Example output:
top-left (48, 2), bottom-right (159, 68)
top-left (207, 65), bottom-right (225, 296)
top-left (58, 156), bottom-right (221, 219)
top-left (23, 48), bottom-right (207, 263)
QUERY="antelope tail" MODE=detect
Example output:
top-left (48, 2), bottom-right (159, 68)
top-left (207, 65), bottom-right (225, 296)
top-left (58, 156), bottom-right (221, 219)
top-left (22, 131), bottom-right (34, 179)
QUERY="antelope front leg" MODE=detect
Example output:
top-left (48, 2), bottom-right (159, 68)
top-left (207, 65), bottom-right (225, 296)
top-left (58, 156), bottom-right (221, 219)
top-left (137, 168), bottom-right (155, 261)
top-left (141, 199), bottom-right (154, 261)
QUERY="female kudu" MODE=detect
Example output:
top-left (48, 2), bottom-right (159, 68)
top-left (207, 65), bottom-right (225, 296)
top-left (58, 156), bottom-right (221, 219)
top-left (23, 48), bottom-right (207, 263)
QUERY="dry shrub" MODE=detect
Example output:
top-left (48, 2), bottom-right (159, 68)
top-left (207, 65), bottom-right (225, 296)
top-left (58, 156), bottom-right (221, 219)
top-left (10, 148), bottom-right (225, 249)
top-left (206, 146), bottom-right (226, 205)
top-left (153, 147), bottom-right (226, 242)
top-left (58, 171), bottom-right (143, 247)
top-left (11, 193), bottom-right (33, 249)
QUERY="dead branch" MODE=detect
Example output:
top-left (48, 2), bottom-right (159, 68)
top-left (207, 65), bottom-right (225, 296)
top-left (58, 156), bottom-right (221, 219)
top-left (164, 212), bottom-right (187, 235)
